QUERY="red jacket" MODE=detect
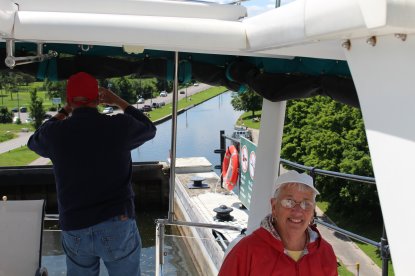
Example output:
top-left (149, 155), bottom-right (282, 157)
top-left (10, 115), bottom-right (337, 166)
top-left (218, 226), bottom-right (338, 276)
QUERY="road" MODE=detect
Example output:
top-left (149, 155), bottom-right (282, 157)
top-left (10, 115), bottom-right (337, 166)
top-left (14, 83), bottom-right (212, 119)
top-left (127, 83), bottom-right (212, 112)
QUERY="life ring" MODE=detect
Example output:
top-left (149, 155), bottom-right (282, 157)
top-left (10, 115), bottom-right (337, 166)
top-left (222, 145), bottom-right (239, 191)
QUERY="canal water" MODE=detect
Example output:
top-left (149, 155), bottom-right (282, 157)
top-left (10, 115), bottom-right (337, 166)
top-left (42, 91), bottom-right (243, 275)
top-left (131, 91), bottom-right (244, 171)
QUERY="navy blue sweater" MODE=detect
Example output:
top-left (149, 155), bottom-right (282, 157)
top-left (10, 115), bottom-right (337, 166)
top-left (28, 106), bottom-right (156, 230)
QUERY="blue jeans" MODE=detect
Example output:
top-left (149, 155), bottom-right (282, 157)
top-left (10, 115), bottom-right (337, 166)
top-left (62, 216), bottom-right (141, 276)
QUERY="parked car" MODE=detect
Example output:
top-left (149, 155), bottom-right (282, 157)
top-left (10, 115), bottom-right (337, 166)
top-left (137, 98), bottom-right (145, 104)
top-left (193, 83), bottom-right (199, 86)
top-left (160, 91), bottom-right (168, 97)
top-left (20, 107), bottom-right (27, 112)
top-left (142, 105), bottom-right (152, 112)
top-left (179, 90), bottom-right (185, 94)
top-left (102, 107), bottom-right (113, 114)
top-left (11, 107), bottom-right (18, 113)
top-left (25, 117), bottom-right (33, 123)
top-left (158, 101), bottom-right (165, 107)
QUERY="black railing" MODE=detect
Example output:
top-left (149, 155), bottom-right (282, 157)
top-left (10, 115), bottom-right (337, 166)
top-left (214, 130), bottom-right (390, 276)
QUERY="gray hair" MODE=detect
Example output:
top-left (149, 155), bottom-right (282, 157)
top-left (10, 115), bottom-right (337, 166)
top-left (273, 182), bottom-right (317, 201)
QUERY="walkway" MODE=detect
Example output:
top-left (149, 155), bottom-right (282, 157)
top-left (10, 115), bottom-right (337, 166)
top-left (0, 131), bottom-right (51, 165)
top-left (249, 128), bottom-right (381, 276)
top-left (0, 131), bottom-right (33, 155)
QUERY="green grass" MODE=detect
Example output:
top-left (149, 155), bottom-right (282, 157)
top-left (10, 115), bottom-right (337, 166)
top-left (148, 86), bottom-right (227, 121)
top-left (0, 123), bottom-right (35, 142)
top-left (0, 146), bottom-right (40, 166)
top-left (0, 123), bottom-right (35, 133)
top-left (0, 130), bottom-right (15, 142)
top-left (317, 201), bottom-right (394, 275)
top-left (0, 82), bottom-right (55, 110)
top-left (237, 111), bottom-right (262, 129)
top-left (338, 263), bottom-right (356, 276)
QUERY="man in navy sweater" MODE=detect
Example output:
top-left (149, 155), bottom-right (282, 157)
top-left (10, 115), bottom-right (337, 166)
top-left (28, 72), bottom-right (156, 276)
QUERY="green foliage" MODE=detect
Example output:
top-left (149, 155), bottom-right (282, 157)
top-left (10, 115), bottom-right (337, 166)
top-left (29, 89), bottom-right (46, 129)
top-left (133, 79), bottom-right (157, 100)
top-left (156, 79), bottom-right (172, 93)
top-left (0, 106), bottom-right (13, 123)
top-left (113, 76), bottom-right (136, 104)
top-left (281, 96), bottom-right (380, 222)
top-left (231, 89), bottom-right (263, 117)
top-left (43, 78), bottom-right (66, 102)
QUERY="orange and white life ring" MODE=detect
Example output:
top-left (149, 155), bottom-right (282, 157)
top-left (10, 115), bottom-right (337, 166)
top-left (222, 145), bottom-right (239, 191)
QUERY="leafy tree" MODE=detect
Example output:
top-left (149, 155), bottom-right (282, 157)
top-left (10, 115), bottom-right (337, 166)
top-left (0, 106), bottom-right (13, 123)
top-left (114, 77), bottom-right (135, 104)
top-left (231, 89), bottom-right (263, 117)
top-left (155, 79), bottom-right (172, 93)
top-left (281, 96), bottom-right (380, 223)
top-left (20, 73), bottom-right (36, 86)
top-left (29, 89), bottom-right (46, 129)
top-left (44, 79), bottom-right (66, 101)
top-left (143, 83), bottom-right (158, 100)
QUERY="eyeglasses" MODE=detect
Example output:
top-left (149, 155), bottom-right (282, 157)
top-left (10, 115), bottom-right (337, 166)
top-left (280, 198), bottom-right (314, 211)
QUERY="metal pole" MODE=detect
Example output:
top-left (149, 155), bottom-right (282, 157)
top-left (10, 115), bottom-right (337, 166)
top-left (156, 219), bottom-right (242, 232)
top-left (220, 130), bottom-right (225, 188)
top-left (17, 90), bottom-right (20, 121)
top-left (381, 224), bottom-right (390, 276)
top-left (167, 52), bottom-right (179, 222)
top-left (155, 222), bottom-right (165, 276)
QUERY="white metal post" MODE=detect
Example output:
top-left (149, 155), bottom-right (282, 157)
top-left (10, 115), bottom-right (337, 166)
top-left (344, 34), bottom-right (415, 275)
top-left (247, 99), bottom-right (286, 233)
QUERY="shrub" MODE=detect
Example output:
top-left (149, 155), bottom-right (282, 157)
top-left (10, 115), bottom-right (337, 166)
top-left (0, 107), bottom-right (13, 123)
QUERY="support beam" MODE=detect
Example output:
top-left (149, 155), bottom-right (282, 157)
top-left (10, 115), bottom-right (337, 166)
top-left (344, 34), bottom-right (415, 276)
top-left (247, 99), bottom-right (286, 233)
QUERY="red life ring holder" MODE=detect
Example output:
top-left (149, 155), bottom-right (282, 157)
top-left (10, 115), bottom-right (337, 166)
top-left (222, 145), bottom-right (239, 191)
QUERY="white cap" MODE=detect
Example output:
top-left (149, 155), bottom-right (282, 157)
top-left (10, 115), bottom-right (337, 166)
top-left (274, 170), bottom-right (320, 195)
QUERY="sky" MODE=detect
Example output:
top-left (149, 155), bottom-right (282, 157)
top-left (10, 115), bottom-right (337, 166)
top-left (242, 0), bottom-right (295, 17)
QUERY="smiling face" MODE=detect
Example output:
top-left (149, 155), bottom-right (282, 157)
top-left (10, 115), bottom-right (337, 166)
top-left (271, 183), bottom-right (315, 242)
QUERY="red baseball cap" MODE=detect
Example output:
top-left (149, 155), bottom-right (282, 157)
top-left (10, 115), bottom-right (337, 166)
top-left (66, 72), bottom-right (98, 104)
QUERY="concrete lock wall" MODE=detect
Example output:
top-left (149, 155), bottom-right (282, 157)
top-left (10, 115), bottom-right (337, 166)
top-left (0, 162), bottom-right (170, 213)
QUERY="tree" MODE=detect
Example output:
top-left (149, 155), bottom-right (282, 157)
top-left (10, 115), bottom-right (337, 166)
top-left (281, 96), bottom-right (379, 223)
top-left (20, 73), bottom-right (36, 86)
top-left (29, 89), bottom-right (46, 129)
top-left (114, 77), bottom-right (135, 104)
top-left (44, 79), bottom-right (66, 101)
top-left (0, 107), bottom-right (13, 123)
top-left (155, 79), bottom-right (172, 93)
top-left (231, 89), bottom-right (263, 118)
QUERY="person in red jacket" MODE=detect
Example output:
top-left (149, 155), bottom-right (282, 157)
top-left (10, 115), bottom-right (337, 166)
top-left (218, 170), bottom-right (338, 276)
